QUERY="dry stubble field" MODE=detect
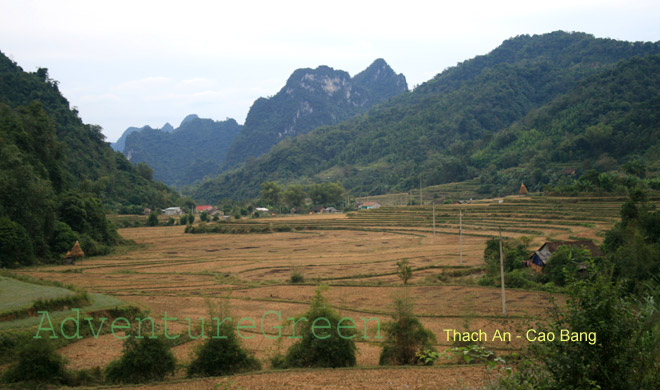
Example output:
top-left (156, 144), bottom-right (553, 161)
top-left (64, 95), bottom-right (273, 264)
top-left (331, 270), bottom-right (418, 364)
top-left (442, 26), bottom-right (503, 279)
top-left (18, 196), bottom-right (628, 389)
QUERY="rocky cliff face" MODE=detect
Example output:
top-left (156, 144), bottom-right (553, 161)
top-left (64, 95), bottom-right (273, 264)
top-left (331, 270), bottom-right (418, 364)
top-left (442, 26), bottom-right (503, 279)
top-left (223, 59), bottom-right (407, 168)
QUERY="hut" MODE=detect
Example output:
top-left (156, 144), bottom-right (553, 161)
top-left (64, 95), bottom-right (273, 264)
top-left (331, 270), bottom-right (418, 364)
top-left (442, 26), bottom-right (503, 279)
top-left (519, 182), bottom-right (529, 196)
top-left (63, 241), bottom-right (84, 265)
top-left (527, 240), bottom-right (602, 272)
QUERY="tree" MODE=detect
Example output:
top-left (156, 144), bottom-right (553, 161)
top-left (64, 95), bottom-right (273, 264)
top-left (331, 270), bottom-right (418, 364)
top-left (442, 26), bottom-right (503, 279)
top-left (308, 182), bottom-right (345, 206)
top-left (179, 197), bottom-right (196, 214)
top-left (500, 273), bottom-right (660, 390)
top-left (260, 182), bottom-right (281, 206)
top-left (543, 245), bottom-right (592, 286)
top-left (2, 339), bottom-right (66, 385)
top-left (396, 259), bottom-right (412, 285)
top-left (278, 286), bottom-right (357, 368)
top-left (147, 212), bottom-right (159, 227)
top-left (0, 216), bottom-right (35, 267)
top-left (105, 335), bottom-right (175, 384)
top-left (379, 296), bottom-right (436, 365)
top-left (283, 184), bottom-right (306, 208)
top-left (187, 320), bottom-right (260, 377)
top-left (135, 162), bottom-right (154, 181)
top-left (199, 212), bottom-right (209, 222)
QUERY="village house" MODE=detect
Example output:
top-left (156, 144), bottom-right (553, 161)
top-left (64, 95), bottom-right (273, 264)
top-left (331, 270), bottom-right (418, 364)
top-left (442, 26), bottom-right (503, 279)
top-left (358, 202), bottom-right (381, 210)
top-left (527, 240), bottom-right (603, 272)
top-left (323, 207), bottom-right (338, 213)
top-left (162, 207), bottom-right (182, 216)
top-left (195, 205), bottom-right (214, 214)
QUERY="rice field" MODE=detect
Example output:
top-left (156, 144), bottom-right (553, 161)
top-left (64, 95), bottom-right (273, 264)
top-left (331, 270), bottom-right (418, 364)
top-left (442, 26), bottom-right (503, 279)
top-left (8, 195), bottom-right (636, 389)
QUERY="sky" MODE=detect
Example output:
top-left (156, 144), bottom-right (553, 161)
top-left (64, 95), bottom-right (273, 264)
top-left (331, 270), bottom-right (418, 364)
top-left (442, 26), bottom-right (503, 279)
top-left (1, 0), bottom-right (660, 143)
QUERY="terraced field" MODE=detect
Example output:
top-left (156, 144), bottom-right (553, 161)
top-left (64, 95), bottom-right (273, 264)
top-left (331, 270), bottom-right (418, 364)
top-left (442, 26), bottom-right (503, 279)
top-left (10, 195), bottom-right (638, 389)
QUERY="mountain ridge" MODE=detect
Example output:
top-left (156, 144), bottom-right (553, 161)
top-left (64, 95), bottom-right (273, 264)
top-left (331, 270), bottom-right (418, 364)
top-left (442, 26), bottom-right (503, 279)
top-left (222, 58), bottom-right (407, 168)
top-left (191, 31), bottom-right (660, 202)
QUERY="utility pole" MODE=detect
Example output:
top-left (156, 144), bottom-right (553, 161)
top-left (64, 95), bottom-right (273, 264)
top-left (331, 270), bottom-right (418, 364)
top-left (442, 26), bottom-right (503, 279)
top-left (499, 226), bottom-right (507, 316)
top-left (459, 209), bottom-right (463, 265)
top-left (432, 204), bottom-right (436, 239)
top-left (419, 176), bottom-right (423, 206)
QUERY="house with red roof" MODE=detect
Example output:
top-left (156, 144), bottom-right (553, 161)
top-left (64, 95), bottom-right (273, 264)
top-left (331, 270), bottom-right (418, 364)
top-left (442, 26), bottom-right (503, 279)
top-left (195, 205), bottom-right (214, 213)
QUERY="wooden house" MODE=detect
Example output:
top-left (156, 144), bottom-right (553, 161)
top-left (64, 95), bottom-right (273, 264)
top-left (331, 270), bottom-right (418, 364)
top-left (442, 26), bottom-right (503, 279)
top-left (528, 240), bottom-right (602, 272)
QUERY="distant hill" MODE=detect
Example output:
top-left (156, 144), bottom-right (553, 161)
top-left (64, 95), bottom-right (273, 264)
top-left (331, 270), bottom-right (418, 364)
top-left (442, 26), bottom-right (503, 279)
top-left (222, 58), bottom-right (407, 168)
top-left (0, 50), bottom-right (178, 264)
top-left (111, 122), bottom-right (173, 152)
top-left (192, 31), bottom-right (660, 202)
top-left (123, 115), bottom-right (241, 187)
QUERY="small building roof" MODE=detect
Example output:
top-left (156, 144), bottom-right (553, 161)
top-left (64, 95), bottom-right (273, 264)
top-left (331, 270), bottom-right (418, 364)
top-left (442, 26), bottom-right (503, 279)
top-left (361, 202), bottom-right (380, 207)
top-left (196, 205), bottom-right (213, 212)
top-left (531, 240), bottom-right (603, 265)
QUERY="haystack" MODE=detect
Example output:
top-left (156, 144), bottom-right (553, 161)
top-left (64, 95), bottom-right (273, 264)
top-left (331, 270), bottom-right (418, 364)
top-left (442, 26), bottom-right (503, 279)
top-left (65, 241), bottom-right (85, 259)
top-left (519, 182), bottom-right (529, 196)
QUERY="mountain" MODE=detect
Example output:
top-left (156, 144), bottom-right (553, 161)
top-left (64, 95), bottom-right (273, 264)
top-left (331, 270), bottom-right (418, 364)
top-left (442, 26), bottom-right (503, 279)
top-left (123, 115), bottom-right (241, 187)
top-left (111, 122), bottom-right (173, 152)
top-left (222, 58), bottom-right (407, 168)
top-left (192, 31), bottom-right (660, 202)
top-left (0, 51), bottom-right (178, 264)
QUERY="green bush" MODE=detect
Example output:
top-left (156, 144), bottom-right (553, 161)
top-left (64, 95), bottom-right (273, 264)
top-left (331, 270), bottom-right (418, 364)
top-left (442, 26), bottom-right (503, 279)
top-left (50, 221), bottom-right (80, 256)
top-left (379, 296), bottom-right (437, 365)
top-left (79, 233), bottom-right (110, 257)
top-left (166, 217), bottom-right (175, 226)
top-left (105, 335), bottom-right (176, 384)
top-left (280, 286), bottom-right (357, 368)
top-left (289, 268), bottom-right (305, 284)
top-left (2, 338), bottom-right (67, 385)
top-left (187, 322), bottom-right (260, 377)
top-left (0, 216), bottom-right (34, 267)
top-left (496, 273), bottom-right (660, 389)
top-left (147, 212), bottom-right (159, 226)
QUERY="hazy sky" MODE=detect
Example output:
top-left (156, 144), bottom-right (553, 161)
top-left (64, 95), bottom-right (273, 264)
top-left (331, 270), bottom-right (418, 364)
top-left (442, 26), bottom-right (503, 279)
top-left (1, 0), bottom-right (659, 142)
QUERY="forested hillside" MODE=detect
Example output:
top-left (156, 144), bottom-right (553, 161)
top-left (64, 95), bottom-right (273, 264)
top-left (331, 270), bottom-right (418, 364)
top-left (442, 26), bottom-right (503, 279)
top-left (222, 58), bottom-right (407, 168)
top-left (0, 51), bottom-right (178, 266)
top-left (192, 32), bottom-right (660, 202)
top-left (111, 122), bottom-right (173, 152)
top-left (123, 115), bottom-right (241, 187)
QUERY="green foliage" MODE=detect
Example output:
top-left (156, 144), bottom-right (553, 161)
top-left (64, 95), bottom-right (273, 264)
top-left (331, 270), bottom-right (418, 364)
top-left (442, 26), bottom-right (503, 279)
top-left (0, 53), bottom-right (179, 264)
top-left (603, 191), bottom-right (660, 293)
top-left (199, 212), bottom-right (209, 222)
top-left (123, 117), bottom-right (241, 187)
top-left (50, 221), bottom-right (80, 256)
top-left (289, 267), bottom-right (305, 284)
top-left (543, 246), bottom-right (593, 286)
top-left (396, 259), bottom-right (412, 285)
top-left (440, 344), bottom-right (505, 367)
top-left (2, 338), bottom-right (67, 385)
top-left (484, 238), bottom-right (529, 275)
top-left (187, 321), bottom-right (261, 377)
top-left (0, 216), bottom-right (34, 267)
top-left (283, 184), bottom-right (306, 208)
top-left (501, 274), bottom-right (660, 390)
top-left (280, 286), bottom-right (357, 368)
top-left (379, 296), bottom-right (437, 365)
top-left (309, 182), bottom-right (345, 206)
top-left (135, 162), bottom-right (154, 181)
top-left (147, 212), bottom-right (159, 226)
top-left (104, 334), bottom-right (176, 384)
top-left (166, 216), bottom-right (175, 226)
top-left (259, 181), bottom-right (281, 206)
